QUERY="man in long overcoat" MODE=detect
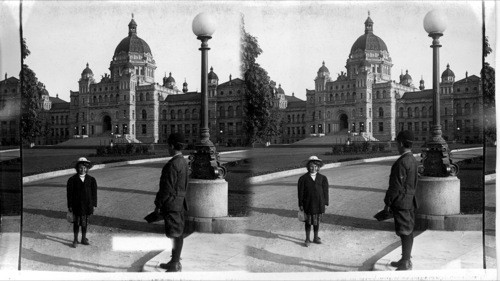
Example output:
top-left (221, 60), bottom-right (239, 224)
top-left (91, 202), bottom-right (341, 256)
top-left (154, 133), bottom-right (189, 272)
top-left (67, 157), bottom-right (98, 248)
top-left (384, 130), bottom-right (419, 270)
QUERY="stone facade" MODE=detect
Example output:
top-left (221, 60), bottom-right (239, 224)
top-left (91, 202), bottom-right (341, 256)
top-left (281, 15), bottom-right (484, 144)
top-left (0, 75), bottom-right (20, 145)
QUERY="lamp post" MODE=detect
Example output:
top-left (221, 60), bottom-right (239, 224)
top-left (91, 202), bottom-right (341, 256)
top-left (421, 10), bottom-right (458, 177)
top-left (415, 10), bottom-right (461, 228)
top-left (190, 13), bottom-right (226, 179)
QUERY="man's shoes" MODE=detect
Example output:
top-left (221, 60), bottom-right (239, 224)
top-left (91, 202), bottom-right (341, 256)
top-left (165, 261), bottom-right (182, 272)
top-left (159, 260), bottom-right (174, 270)
top-left (395, 259), bottom-right (412, 271)
top-left (81, 238), bottom-right (90, 245)
top-left (304, 239), bottom-right (311, 247)
top-left (313, 237), bottom-right (322, 244)
top-left (71, 240), bottom-right (78, 248)
top-left (390, 259), bottom-right (403, 267)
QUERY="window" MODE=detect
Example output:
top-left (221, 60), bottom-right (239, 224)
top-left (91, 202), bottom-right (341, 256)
top-left (170, 110), bottom-right (175, 120)
top-left (422, 107), bottom-right (427, 118)
top-left (407, 122), bottom-right (412, 131)
top-left (142, 110), bottom-right (147, 120)
top-left (407, 107), bottom-right (412, 117)
top-left (379, 107), bottom-right (384, 117)
top-left (177, 109), bottom-right (183, 120)
top-left (398, 107), bottom-right (404, 118)
top-left (378, 122), bottom-right (384, 132)
top-left (162, 110), bottom-right (167, 120)
top-left (228, 106), bottom-right (234, 117)
top-left (414, 107), bottom-right (420, 117)
top-left (142, 124), bottom-right (147, 134)
top-left (414, 122), bottom-right (419, 132)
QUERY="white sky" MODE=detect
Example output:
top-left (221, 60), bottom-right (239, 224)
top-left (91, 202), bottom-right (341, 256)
top-left (1, 0), bottom-right (242, 102)
top-left (0, 1), bottom-right (496, 102)
top-left (243, 1), bottom-right (496, 100)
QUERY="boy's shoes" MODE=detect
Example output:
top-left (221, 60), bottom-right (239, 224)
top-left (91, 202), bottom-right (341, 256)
top-left (304, 239), bottom-right (311, 247)
top-left (81, 238), bottom-right (90, 245)
top-left (165, 261), bottom-right (182, 272)
top-left (395, 259), bottom-right (412, 271)
top-left (313, 237), bottom-right (322, 244)
top-left (390, 259), bottom-right (403, 267)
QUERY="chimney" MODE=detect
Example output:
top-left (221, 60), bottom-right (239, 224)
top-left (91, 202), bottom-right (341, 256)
top-left (56, 94), bottom-right (59, 98)
top-left (292, 92), bottom-right (295, 97)
top-left (465, 71), bottom-right (468, 81)
top-left (229, 74), bottom-right (232, 81)
top-left (4, 73), bottom-right (7, 80)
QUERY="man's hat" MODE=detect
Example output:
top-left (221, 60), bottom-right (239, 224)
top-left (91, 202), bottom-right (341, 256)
top-left (396, 130), bottom-right (414, 143)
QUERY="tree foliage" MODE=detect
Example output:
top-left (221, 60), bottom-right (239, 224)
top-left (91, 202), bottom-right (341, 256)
top-left (241, 16), bottom-right (282, 145)
top-left (481, 36), bottom-right (495, 143)
top-left (20, 38), bottom-right (47, 145)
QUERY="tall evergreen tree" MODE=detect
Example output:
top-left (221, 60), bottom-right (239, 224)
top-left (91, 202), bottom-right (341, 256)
top-left (20, 38), bottom-right (47, 146)
top-left (241, 17), bottom-right (283, 145)
top-left (481, 36), bottom-right (495, 143)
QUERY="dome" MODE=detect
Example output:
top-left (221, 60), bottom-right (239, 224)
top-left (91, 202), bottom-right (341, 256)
top-left (114, 18), bottom-right (152, 57)
top-left (81, 63), bottom-right (93, 76)
top-left (277, 84), bottom-right (285, 95)
top-left (318, 61), bottom-right (329, 74)
top-left (441, 64), bottom-right (455, 78)
top-left (403, 70), bottom-right (412, 81)
top-left (350, 15), bottom-right (388, 54)
top-left (208, 67), bottom-right (218, 80)
top-left (166, 72), bottom-right (175, 83)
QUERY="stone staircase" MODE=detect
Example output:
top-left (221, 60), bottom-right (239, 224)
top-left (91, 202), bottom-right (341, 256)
top-left (57, 133), bottom-right (141, 147)
top-left (294, 130), bottom-right (378, 145)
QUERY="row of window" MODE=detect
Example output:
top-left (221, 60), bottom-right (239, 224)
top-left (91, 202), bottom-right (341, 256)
top-left (286, 127), bottom-right (306, 135)
top-left (165, 106), bottom-right (242, 120)
top-left (51, 115), bottom-right (69, 125)
top-left (398, 103), bottom-right (478, 118)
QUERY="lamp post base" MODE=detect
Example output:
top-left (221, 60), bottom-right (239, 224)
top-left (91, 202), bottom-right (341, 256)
top-left (190, 140), bottom-right (226, 179)
top-left (421, 139), bottom-right (459, 177)
top-left (416, 176), bottom-right (460, 216)
top-left (186, 178), bottom-right (228, 217)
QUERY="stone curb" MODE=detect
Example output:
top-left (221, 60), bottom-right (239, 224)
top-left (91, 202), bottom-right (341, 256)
top-left (248, 147), bottom-right (482, 184)
top-left (485, 174), bottom-right (496, 182)
top-left (22, 150), bottom-right (248, 184)
top-left (416, 213), bottom-right (483, 231)
top-left (0, 148), bottom-right (20, 153)
top-left (23, 157), bottom-right (172, 184)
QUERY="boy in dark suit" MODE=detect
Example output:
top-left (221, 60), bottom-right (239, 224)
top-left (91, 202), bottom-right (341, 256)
top-left (67, 157), bottom-right (98, 248)
top-left (384, 130), bottom-right (418, 270)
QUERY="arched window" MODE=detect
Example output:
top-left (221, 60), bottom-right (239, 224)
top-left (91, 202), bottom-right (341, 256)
top-left (407, 107), bottom-right (412, 117)
top-left (376, 91), bottom-right (381, 99)
top-left (472, 103), bottom-right (478, 114)
top-left (301, 114), bottom-right (305, 123)
top-left (227, 106), bottom-right (234, 117)
top-left (192, 108), bottom-right (198, 119)
top-left (382, 90), bottom-right (387, 98)
top-left (422, 107), bottom-right (427, 118)
top-left (287, 115), bottom-right (291, 123)
top-left (398, 107), bottom-right (404, 118)
top-left (353, 92), bottom-right (356, 99)
top-left (464, 103), bottom-right (471, 115)
top-left (219, 106), bottom-right (225, 117)
top-left (414, 107), bottom-right (420, 117)
top-left (335, 93), bottom-right (339, 100)
top-left (330, 94), bottom-right (333, 101)
top-left (177, 109), bottom-right (183, 120)
top-left (93, 96), bottom-right (97, 104)
top-left (162, 110), bottom-right (167, 120)
top-left (379, 107), bottom-right (384, 117)
top-left (236, 106), bottom-right (242, 117)
top-left (185, 109), bottom-right (190, 120)
top-left (98, 96), bottom-right (103, 103)
top-left (142, 109), bottom-right (147, 120)
top-left (170, 110), bottom-right (175, 120)
top-left (341, 93), bottom-right (345, 100)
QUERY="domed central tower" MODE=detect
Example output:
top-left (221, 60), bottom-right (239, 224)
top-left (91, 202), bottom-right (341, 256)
top-left (345, 13), bottom-right (393, 82)
top-left (109, 16), bottom-right (157, 84)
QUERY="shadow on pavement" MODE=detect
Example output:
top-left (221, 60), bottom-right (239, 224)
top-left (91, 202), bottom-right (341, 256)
top-left (128, 250), bottom-right (162, 272)
top-left (246, 229), bottom-right (303, 246)
top-left (251, 207), bottom-right (394, 231)
top-left (23, 208), bottom-right (164, 234)
top-left (246, 245), bottom-right (359, 272)
top-left (358, 240), bottom-right (402, 271)
top-left (24, 184), bottom-right (157, 196)
top-left (331, 185), bottom-right (385, 193)
top-left (23, 231), bottom-right (74, 248)
top-left (21, 248), bottom-right (127, 272)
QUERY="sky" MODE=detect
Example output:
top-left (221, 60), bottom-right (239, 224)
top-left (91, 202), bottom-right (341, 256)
top-left (0, 0), bottom-right (242, 102)
top-left (0, 1), bottom-right (496, 102)
top-left (242, 1), bottom-right (496, 100)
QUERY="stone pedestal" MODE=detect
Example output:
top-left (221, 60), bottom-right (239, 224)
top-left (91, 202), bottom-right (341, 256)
top-left (187, 178), bottom-right (228, 218)
top-left (416, 176), bottom-right (460, 216)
